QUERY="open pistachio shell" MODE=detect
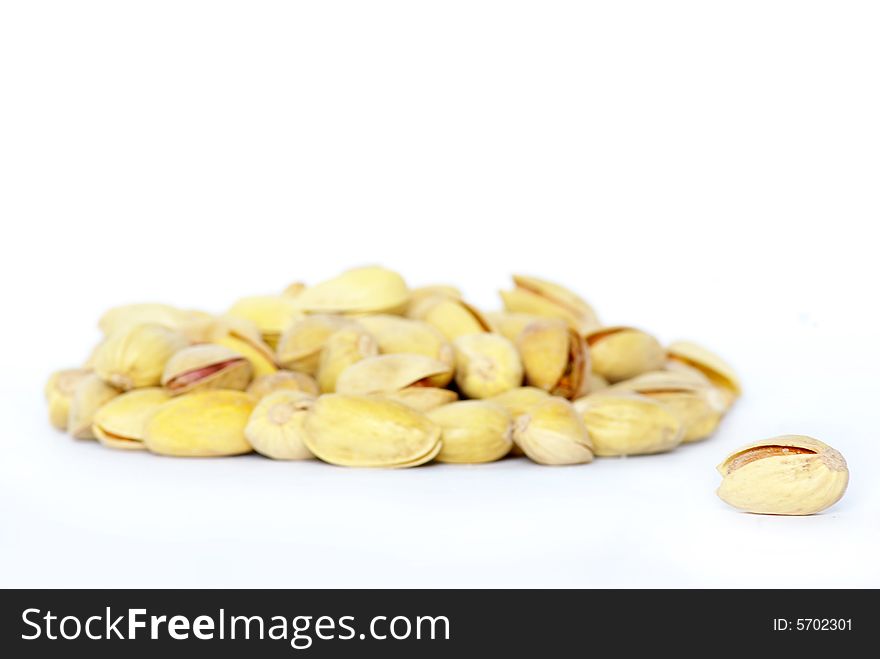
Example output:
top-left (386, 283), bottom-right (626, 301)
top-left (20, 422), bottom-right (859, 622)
top-left (275, 314), bottom-right (355, 375)
top-left (518, 319), bottom-right (590, 399)
top-left (244, 390), bottom-right (316, 460)
top-left (45, 368), bottom-right (92, 430)
top-left (667, 340), bottom-right (741, 405)
top-left (586, 326), bottom-right (665, 383)
top-left (294, 266), bottom-right (410, 315)
top-left (573, 392), bottom-right (683, 456)
top-left (227, 295), bottom-right (303, 349)
top-left (67, 373), bottom-right (120, 439)
top-left (501, 274), bottom-right (600, 334)
top-left (303, 394), bottom-right (441, 468)
top-left (484, 311), bottom-right (545, 343)
top-left (428, 401), bottom-right (513, 464)
top-left (335, 354), bottom-right (453, 395)
top-left (357, 315), bottom-right (454, 384)
top-left (208, 316), bottom-right (278, 378)
top-left (384, 386), bottom-right (459, 412)
top-left (93, 387), bottom-right (171, 450)
top-left (316, 327), bottom-right (379, 393)
top-left (98, 303), bottom-right (208, 336)
top-left (161, 344), bottom-right (252, 395)
top-left (513, 397), bottom-right (594, 465)
top-left (92, 323), bottom-right (189, 390)
top-left (408, 295), bottom-right (491, 341)
top-left (246, 370), bottom-right (320, 399)
top-left (144, 390), bottom-right (256, 457)
top-left (453, 333), bottom-right (523, 399)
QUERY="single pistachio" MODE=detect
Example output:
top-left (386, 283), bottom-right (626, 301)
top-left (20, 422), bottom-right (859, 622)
top-left (244, 390), bottom-right (316, 460)
top-left (428, 401), bottom-right (513, 464)
top-left (716, 436), bottom-right (848, 515)
top-left (357, 315), bottom-right (454, 385)
top-left (282, 282), bottom-right (307, 298)
top-left (92, 323), bottom-right (188, 390)
top-left (453, 333), bottom-right (523, 399)
top-left (246, 370), bottom-right (320, 399)
top-left (513, 397), bottom-right (594, 465)
top-left (293, 266), bottom-right (410, 315)
top-left (316, 327), bottom-right (379, 393)
top-left (573, 392), bottom-right (683, 456)
top-left (408, 295), bottom-right (492, 341)
top-left (407, 285), bottom-right (462, 313)
top-left (335, 354), bottom-right (453, 395)
top-left (585, 326), bottom-right (665, 383)
top-left (500, 274), bottom-right (600, 334)
top-left (302, 394), bottom-right (441, 468)
top-left (227, 295), bottom-right (303, 349)
top-left (67, 373), bottom-right (120, 439)
top-left (45, 368), bottom-right (92, 430)
top-left (484, 311), bottom-right (545, 343)
top-left (92, 387), bottom-right (171, 450)
top-left (98, 303), bottom-right (206, 336)
top-left (161, 344), bottom-right (253, 395)
top-left (208, 315), bottom-right (278, 377)
top-left (144, 390), bottom-right (256, 457)
top-left (488, 386), bottom-right (550, 457)
top-left (517, 319), bottom-right (591, 399)
top-left (275, 314), bottom-right (355, 375)
top-left (667, 340), bottom-right (741, 409)
top-left (384, 387), bottom-right (459, 412)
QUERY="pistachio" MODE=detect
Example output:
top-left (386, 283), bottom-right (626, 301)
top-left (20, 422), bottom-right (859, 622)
top-left (335, 354), bottom-right (453, 395)
top-left (716, 436), bottom-right (848, 515)
top-left (161, 344), bottom-right (252, 395)
top-left (244, 390), bottom-right (316, 460)
top-left (586, 326), bottom-right (665, 383)
top-left (667, 340), bottom-right (741, 408)
top-left (384, 386), bottom-right (458, 412)
top-left (275, 314), bottom-right (355, 375)
top-left (427, 401), bottom-right (513, 464)
top-left (294, 266), bottom-right (410, 315)
top-left (208, 315), bottom-right (278, 377)
top-left (92, 387), bottom-right (171, 450)
top-left (98, 303), bottom-right (208, 336)
top-left (453, 333), bottom-right (523, 399)
top-left (357, 315), bottom-right (454, 384)
top-left (489, 386), bottom-right (551, 418)
top-left (92, 323), bottom-right (188, 390)
top-left (246, 370), bottom-right (320, 399)
top-left (484, 311), bottom-right (544, 343)
top-left (407, 284), bottom-right (462, 311)
top-left (144, 390), bottom-right (256, 457)
top-left (227, 295), bottom-right (302, 349)
top-left (67, 373), bottom-right (120, 439)
top-left (303, 394), bottom-right (441, 468)
top-left (45, 368), bottom-right (92, 430)
top-left (513, 397), bottom-right (594, 465)
top-left (517, 319), bottom-right (590, 399)
top-left (573, 392), bottom-right (683, 456)
top-left (500, 274), bottom-right (599, 334)
top-left (316, 327), bottom-right (379, 393)
top-left (408, 295), bottom-right (491, 341)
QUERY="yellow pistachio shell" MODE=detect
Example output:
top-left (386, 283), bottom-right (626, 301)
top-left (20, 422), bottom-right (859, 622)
top-left (408, 296), bottom-right (491, 341)
top-left (428, 401), bottom-right (513, 464)
top-left (384, 387), bottom-right (459, 412)
top-left (93, 387), bottom-right (171, 450)
top-left (227, 295), bottom-right (303, 349)
top-left (335, 354), bottom-right (453, 395)
top-left (275, 314), bottom-right (355, 375)
top-left (316, 327), bottom-right (379, 393)
top-left (484, 311), bottom-right (545, 343)
top-left (667, 340), bottom-right (741, 401)
top-left (161, 344), bottom-right (252, 395)
top-left (93, 323), bottom-right (189, 390)
top-left (45, 368), bottom-right (92, 430)
top-left (294, 266), bottom-right (410, 315)
top-left (244, 390), bottom-right (316, 460)
top-left (67, 373), bottom-right (120, 439)
top-left (573, 392), bottom-right (683, 456)
top-left (586, 326), bottom-right (665, 383)
top-left (501, 274), bottom-right (600, 334)
top-left (453, 333), bottom-right (523, 399)
top-left (357, 315), bottom-right (454, 385)
top-left (208, 316), bottom-right (278, 378)
top-left (518, 319), bottom-right (590, 399)
top-left (513, 397), bottom-right (594, 465)
top-left (246, 370), bottom-right (320, 399)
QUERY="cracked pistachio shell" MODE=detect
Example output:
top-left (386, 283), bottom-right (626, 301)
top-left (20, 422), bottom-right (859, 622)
top-left (303, 394), bottom-right (441, 468)
top-left (227, 295), bottom-right (303, 349)
top-left (408, 296), bottom-right (491, 341)
top-left (453, 333), bottom-right (523, 399)
top-left (667, 340), bottom-right (741, 406)
top-left (144, 390), bottom-right (256, 457)
top-left (161, 344), bottom-right (252, 395)
top-left (93, 323), bottom-right (188, 391)
top-left (67, 373), bottom-right (120, 439)
top-left (316, 327), bottom-right (379, 393)
top-left (484, 311), bottom-right (544, 343)
top-left (573, 392), bottom-right (683, 456)
top-left (247, 370), bottom-right (320, 399)
top-left (384, 386), bottom-right (458, 412)
top-left (428, 401), bottom-right (513, 464)
top-left (93, 387), bottom-right (171, 450)
top-left (335, 354), bottom-right (453, 395)
top-left (716, 436), bottom-right (848, 515)
top-left (500, 274), bottom-right (600, 335)
top-left (586, 326), bottom-right (665, 383)
top-left (518, 319), bottom-right (591, 399)
top-left (45, 368), bottom-right (92, 430)
top-left (275, 314), bottom-right (355, 375)
top-left (489, 386), bottom-right (551, 418)
top-left (513, 397), bottom-right (594, 465)
top-left (244, 390), bottom-right (316, 460)
top-left (357, 315), bottom-right (454, 383)
top-left (294, 266), bottom-right (410, 315)
top-left (208, 316), bottom-right (278, 377)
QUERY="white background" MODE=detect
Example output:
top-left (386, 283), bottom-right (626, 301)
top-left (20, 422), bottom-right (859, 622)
top-left (1, 1), bottom-right (878, 587)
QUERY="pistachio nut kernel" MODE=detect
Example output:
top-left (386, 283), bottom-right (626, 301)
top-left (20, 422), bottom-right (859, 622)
top-left (667, 340), bottom-right (741, 407)
top-left (294, 266), bottom-right (410, 315)
top-left (573, 392), bottom-right (683, 456)
top-left (207, 315), bottom-right (278, 377)
top-left (315, 327), bottom-right (379, 393)
top-left (518, 319), bottom-right (591, 399)
top-left (428, 401), bottom-right (513, 464)
top-left (453, 333), bottom-right (523, 399)
top-left (246, 370), bottom-right (320, 399)
top-left (335, 353), bottom-right (453, 396)
top-left (161, 344), bottom-right (253, 395)
top-left (500, 274), bottom-right (600, 334)
top-left (93, 323), bottom-right (189, 390)
top-left (244, 390), bottom-right (316, 460)
top-left (586, 326), bottom-right (665, 383)
top-left (716, 436), bottom-right (848, 515)
top-left (144, 390), bottom-right (256, 457)
top-left (384, 387), bottom-right (459, 412)
top-left (275, 314), bottom-right (355, 375)
top-left (513, 397), bottom-right (594, 466)
top-left (92, 387), bottom-right (171, 450)
top-left (67, 373), bottom-right (120, 439)
top-left (408, 295), bottom-right (492, 341)
top-left (227, 295), bottom-right (303, 349)
top-left (484, 311), bottom-right (545, 343)
top-left (356, 315), bottom-right (454, 384)
top-left (45, 368), bottom-right (92, 430)
top-left (303, 394), bottom-right (441, 468)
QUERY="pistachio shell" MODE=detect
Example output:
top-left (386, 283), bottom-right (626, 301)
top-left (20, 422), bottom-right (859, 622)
top-left (716, 436), bottom-right (848, 515)
top-left (518, 319), bottom-right (590, 399)
top-left (98, 303), bottom-right (200, 335)
top-left (573, 392), bottom-right (683, 456)
top-left (513, 397), bottom-right (594, 465)
top-left (275, 314), bottom-right (355, 375)
top-left (67, 373), bottom-right (120, 439)
top-left (667, 340), bottom-right (741, 400)
top-left (246, 370), bottom-right (320, 399)
top-left (93, 387), bottom-right (171, 450)
top-left (316, 327), bottom-right (379, 393)
top-left (484, 311), bottom-right (544, 343)
top-left (407, 285), bottom-right (462, 312)
top-left (586, 326), bottom-right (665, 383)
top-left (408, 296), bottom-right (491, 341)
top-left (208, 316), bottom-right (278, 377)
top-left (453, 333), bottom-right (523, 399)
top-left (501, 274), bottom-right (600, 334)
top-left (294, 266), bottom-right (410, 315)
top-left (303, 394), bottom-right (441, 468)
top-left (244, 390), bottom-right (316, 460)
top-left (357, 315), bottom-right (454, 385)
top-left (335, 354), bottom-right (453, 395)
top-left (428, 401), bottom-right (513, 464)
top-left (227, 295), bottom-right (303, 349)
top-left (144, 390), bottom-right (256, 457)
top-left (45, 368), bottom-right (92, 430)
top-left (488, 386), bottom-right (551, 418)
top-left (161, 344), bottom-right (253, 395)
top-left (93, 323), bottom-right (189, 390)
top-left (384, 387), bottom-right (459, 412)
